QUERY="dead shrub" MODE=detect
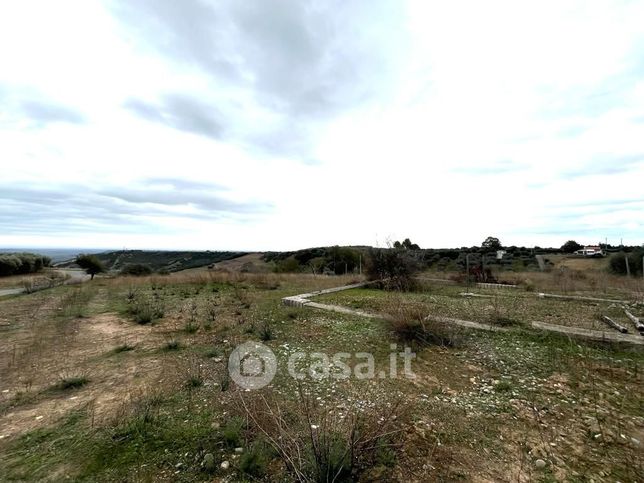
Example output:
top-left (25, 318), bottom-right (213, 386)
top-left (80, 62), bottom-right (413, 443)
top-left (239, 387), bottom-right (408, 482)
top-left (383, 300), bottom-right (463, 347)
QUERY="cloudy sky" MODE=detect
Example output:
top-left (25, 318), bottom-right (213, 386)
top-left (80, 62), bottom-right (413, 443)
top-left (1, 0), bottom-right (643, 251)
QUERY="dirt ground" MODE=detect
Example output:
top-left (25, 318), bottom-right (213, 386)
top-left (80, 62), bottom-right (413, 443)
top-left (0, 271), bottom-right (642, 482)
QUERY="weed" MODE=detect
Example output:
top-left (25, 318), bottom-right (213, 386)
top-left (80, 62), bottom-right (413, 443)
top-left (112, 344), bottom-right (135, 354)
top-left (494, 380), bottom-right (512, 392)
top-left (259, 322), bottom-right (273, 341)
top-left (239, 442), bottom-right (272, 477)
top-left (186, 376), bottom-right (203, 388)
top-left (163, 340), bottom-right (181, 351)
top-left (223, 416), bottom-right (244, 447)
top-left (204, 347), bottom-right (222, 358)
top-left (384, 300), bottom-right (463, 347)
top-left (240, 388), bottom-right (408, 482)
top-left (55, 375), bottom-right (89, 391)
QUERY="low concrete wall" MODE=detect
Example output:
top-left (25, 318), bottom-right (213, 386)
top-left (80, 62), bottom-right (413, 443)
top-left (282, 282), bottom-right (644, 349)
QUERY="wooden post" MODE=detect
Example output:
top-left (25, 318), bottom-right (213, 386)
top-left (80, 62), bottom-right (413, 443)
top-left (466, 253), bottom-right (470, 289)
top-left (622, 306), bottom-right (644, 332)
top-left (601, 315), bottom-right (628, 334)
top-left (625, 255), bottom-right (631, 277)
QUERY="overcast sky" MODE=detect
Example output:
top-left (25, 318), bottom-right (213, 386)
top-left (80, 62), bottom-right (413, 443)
top-left (1, 0), bottom-right (643, 251)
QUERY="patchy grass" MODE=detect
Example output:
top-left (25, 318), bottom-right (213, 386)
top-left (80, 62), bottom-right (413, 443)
top-left (0, 270), bottom-right (642, 481)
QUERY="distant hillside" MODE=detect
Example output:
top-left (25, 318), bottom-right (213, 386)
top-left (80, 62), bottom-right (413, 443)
top-left (60, 250), bottom-right (247, 273)
top-left (1, 248), bottom-right (104, 264)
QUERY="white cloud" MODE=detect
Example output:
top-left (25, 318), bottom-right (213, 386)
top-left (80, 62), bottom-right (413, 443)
top-left (1, 0), bottom-right (643, 250)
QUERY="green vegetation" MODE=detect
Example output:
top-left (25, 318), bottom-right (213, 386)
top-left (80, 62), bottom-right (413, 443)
top-left (120, 263), bottom-right (153, 276)
top-left (264, 245), bottom-right (363, 274)
top-left (0, 252), bottom-right (642, 482)
top-left (0, 252), bottom-right (51, 277)
top-left (365, 246), bottom-right (420, 290)
top-left (83, 249), bottom-right (247, 273)
top-left (560, 240), bottom-right (583, 253)
top-left (609, 249), bottom-right (644, 276)
top-left (76, 254), bottom-right (106, 280)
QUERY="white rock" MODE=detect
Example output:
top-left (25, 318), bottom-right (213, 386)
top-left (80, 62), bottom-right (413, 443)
top-left (220, 460), bottom-right (230, 470)
top-left (535, 459), bottom-right (547, 469)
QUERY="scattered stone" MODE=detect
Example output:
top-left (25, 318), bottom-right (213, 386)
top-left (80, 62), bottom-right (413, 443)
top-left (220, 460), bottom-right (230, 470)
top-left (234, 447), bottom-right (243, 453)
top-left (535, 459), bottom-right (547, 469)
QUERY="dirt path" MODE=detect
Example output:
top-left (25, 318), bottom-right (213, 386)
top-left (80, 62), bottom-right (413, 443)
top-left (0, 269), bottom-right (91, 298)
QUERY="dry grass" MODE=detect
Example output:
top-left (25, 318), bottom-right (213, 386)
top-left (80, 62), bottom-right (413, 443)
top-left (239, 386), bottom-right (409, 482)
top-left (0, 268), bottom-right (642, 482)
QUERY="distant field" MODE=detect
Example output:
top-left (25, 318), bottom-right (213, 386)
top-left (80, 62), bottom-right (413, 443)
top-left (59, 249), bottom-right (248, 273)
top-left (179, 252), bottom-right (268, 273)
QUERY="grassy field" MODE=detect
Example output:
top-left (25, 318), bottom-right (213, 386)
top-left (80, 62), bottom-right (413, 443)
top-left (0, 270), bottom-right (642, 481)
top-left (315, 283), bottom-right (642, 331)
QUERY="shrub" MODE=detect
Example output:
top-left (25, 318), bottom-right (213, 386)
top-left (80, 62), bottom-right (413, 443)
top-left (239, 442), bottom-right (272, 477)
top-left (163, 340), bottom-right (181, 351)
top-left (609, 250), bottom-right (644, 276)
top-left (55, 375), bottom-right (89, 391)
top-left (259, 322), bottom-right (273, 341)
top-left (385, 302), bottom-right (462, 347)
top-left (240, 388), bottom-right (408, 482)
top-left (0, 253), bottom-right (51, 277)
top-left (223, 417), bottom-right (245, 447)
top-left (127, 293), bottom-right (164, 324)
top-left (365, 247), bottom-right (420, 291)
top-left (120, 263), bottom-right (153, 276)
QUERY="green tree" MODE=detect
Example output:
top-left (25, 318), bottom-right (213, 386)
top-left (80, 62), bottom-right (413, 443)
top-left (76, 254), bottom-right (105, 280)
top-left (560, 240), bottom-right (582, 253)
top-left (481, 236), bottom-right (502, 251)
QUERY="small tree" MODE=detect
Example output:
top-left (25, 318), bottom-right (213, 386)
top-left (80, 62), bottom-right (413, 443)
top-left (560, 240), bottom-right (582, 253)
top-left (365, 247), bottom-right (420, 291)
top-left (482, 236), bottom-right (502, 251)
top-left (76, 254), bottom-right (105, 280)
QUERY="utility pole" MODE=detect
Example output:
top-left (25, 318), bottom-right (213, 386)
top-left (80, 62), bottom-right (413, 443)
top-left (625, 255), bottom-right (631, 277)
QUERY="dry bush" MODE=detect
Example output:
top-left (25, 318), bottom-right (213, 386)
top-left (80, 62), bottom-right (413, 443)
top-left (239, 387), bottom-right (408, 482)
top-left (365, 248), bottom-right (420, 291)
top-left (382, 298), bottom-right (463, 347)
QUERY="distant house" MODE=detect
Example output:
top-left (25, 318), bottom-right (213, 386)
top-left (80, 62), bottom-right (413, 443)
top-left (574, 246), bottom-right (605, 257)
